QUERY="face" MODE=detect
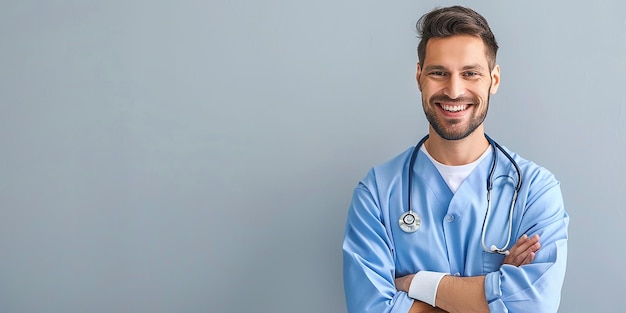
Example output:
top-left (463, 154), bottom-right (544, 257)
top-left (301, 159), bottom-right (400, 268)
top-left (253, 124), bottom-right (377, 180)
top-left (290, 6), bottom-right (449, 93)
top-left (417, 35), bottom-right (500, 141)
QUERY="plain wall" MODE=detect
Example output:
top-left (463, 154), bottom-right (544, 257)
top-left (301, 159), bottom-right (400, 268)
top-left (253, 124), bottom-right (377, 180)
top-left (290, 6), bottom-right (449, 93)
top-left (1, 0), bottom-right (624, 312)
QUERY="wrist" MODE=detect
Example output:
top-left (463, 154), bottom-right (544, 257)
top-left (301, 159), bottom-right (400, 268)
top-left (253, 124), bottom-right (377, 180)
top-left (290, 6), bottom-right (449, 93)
top-left (405, 274), bottom-right (416, 291)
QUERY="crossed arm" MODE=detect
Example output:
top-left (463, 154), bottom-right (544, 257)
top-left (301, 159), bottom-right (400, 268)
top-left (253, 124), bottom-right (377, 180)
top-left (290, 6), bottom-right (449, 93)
top-left (394, 234), bottom-right (541, 313)
top-left (344, 176), bottom-right (567, 313)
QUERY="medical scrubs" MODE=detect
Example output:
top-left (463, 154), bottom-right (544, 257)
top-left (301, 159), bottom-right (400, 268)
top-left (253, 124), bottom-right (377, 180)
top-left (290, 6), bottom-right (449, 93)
top-left (342, 142), bottom-right (568, 313)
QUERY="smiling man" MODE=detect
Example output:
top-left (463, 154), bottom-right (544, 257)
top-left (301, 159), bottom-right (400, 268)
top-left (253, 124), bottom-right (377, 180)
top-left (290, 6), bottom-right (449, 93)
top-left (342, 6), bottom-right (568, 313)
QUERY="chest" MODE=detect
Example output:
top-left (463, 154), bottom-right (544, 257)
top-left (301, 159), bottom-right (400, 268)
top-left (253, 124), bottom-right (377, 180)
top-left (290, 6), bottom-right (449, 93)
top-left (387, 174), bottom-right (520, 276)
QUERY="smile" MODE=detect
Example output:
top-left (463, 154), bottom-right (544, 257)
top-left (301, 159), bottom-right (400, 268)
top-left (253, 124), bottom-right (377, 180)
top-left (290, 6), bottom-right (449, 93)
top-left (439, 104), bottom-right (468, 112)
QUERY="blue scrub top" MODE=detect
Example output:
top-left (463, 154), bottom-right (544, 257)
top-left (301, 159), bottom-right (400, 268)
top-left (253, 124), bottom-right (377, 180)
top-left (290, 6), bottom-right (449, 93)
top-left (342, 143), bottom-right (568, 313)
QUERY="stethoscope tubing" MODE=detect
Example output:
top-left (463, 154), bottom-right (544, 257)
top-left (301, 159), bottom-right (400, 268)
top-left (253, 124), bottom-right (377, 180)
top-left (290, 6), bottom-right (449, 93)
top-left (404, 134), bottom-right (522, 255)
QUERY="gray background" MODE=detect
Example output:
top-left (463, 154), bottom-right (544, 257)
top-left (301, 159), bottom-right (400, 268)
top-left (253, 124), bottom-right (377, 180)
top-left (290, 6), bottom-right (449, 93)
top-left (0, 0), bottom-right (624, 312)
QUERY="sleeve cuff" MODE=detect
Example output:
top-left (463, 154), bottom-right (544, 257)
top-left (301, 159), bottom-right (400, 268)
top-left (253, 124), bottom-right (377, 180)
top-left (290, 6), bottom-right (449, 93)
top-left (407, 271), bottom-right (448, 307)
top-left (484, 271), bottom-right (503, 303)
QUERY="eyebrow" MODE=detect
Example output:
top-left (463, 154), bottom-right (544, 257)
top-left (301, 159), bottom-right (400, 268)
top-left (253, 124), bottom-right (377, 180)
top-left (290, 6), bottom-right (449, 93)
top-left (422, 64), bottom-right (487, 71)
top-left (422, 65), bottom-right (448, 72)
top-left (462, 64), bottom-right (486, 71)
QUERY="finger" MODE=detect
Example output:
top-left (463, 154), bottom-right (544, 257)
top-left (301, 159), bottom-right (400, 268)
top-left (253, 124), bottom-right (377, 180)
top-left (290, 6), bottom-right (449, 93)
top-left (506, 236), bottom-right (530, 259)
top-left (510, 235), bottom-right (529, 252)
top-left (514, 237), bottom-right (540, 259)
top-left (504, 235), bottom-right (541, 266)
top-left (504, 249), bottom-right (532, 266)
top-left (516, 240), bottom-right (541, 255)
top-left (511, 234), bottom-right (540, 253)
top-left (518, 234), bottom-right (539, 248)
top-left (530, 241), bottom-right (541, 253)
top-left (528, 234), bottom-right (540, 244)
top-left (520, 251), bottom-right (535, 266)
top-left (513, 249), bottom-right (531, 265)
top-left (504, 235), bottom-right (524, 258)
top-left (503, 249), bottom-right (528, 266)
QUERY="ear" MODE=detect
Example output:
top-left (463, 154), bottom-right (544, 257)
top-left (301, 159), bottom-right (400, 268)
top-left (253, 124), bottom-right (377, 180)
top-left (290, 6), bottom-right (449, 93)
top-left (416, 63), bottom-right (422, 91)
top-left (490, 64), bottom-right (501, 94)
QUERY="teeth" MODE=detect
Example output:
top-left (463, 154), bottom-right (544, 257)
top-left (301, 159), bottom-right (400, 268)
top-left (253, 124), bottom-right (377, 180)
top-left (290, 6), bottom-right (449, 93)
top-left (441, 104), bottom-right (467, 112)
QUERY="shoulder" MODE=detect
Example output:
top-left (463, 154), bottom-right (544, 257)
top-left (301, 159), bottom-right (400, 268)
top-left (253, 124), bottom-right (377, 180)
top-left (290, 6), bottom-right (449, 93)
top-left (347, 147), bottom-right (414, 220)
top-left (497, 144), bottom-right (562, 205)
top-left (360, 147), bottom-right (414, 188)
top-left (500, 145), bottom-right (558, 185)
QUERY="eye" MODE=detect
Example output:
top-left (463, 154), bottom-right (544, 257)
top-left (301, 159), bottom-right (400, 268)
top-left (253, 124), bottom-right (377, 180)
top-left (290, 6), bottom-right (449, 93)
top-left (463, 71), bottom-right (482, 78)
top-left (430, 71), bottom-right (447, 76)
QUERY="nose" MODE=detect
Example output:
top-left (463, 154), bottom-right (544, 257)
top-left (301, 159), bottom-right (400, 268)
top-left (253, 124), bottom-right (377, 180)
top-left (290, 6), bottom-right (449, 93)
top-left (443, 76), bottom-right (465, 99)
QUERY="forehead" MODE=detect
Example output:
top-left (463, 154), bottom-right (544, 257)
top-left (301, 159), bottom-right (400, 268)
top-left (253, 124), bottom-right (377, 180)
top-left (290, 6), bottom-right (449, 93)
top-left (423, 35), bottom-right (489, 68)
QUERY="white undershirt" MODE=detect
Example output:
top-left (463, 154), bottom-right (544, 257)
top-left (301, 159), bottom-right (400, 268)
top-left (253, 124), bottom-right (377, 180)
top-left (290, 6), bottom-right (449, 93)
top-left (420, 144), bottom-right (492, 193)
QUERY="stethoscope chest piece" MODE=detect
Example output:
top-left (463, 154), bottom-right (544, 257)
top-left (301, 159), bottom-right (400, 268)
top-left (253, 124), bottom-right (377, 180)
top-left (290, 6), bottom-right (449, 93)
top-left (399, 211), bottom-right (421, 233)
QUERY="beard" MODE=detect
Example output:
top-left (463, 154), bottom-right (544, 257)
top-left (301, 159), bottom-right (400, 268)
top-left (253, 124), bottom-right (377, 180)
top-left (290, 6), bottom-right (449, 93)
top-left (422, 93), bottom-right (489, 141)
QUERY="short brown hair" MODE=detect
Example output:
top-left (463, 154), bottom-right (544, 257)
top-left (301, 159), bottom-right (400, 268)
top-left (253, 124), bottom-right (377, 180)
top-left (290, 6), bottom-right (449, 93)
top-left (416, 6), bottom-right (498, 70)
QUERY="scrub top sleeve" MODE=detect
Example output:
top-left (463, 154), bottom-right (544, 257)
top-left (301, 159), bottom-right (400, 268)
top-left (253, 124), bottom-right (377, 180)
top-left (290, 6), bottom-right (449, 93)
top-left (485, 179), bottom-right (568, 313)
top-left (343, 181), bottom-right (413, 313)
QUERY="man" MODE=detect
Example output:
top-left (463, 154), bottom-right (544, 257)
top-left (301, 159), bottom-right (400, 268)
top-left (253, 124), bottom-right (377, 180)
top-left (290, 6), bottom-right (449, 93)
top-left (342, 6), bottom-right (568, 313)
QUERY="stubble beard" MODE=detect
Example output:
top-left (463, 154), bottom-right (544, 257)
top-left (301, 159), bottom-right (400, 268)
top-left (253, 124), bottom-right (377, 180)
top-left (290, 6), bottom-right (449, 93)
top-left (422, 93), bottom-right (490, 141)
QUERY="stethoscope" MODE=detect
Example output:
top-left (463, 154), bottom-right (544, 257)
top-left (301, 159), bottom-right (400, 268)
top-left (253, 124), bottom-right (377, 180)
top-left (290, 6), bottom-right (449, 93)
top-left (399, 134), bottom-right (522, 255)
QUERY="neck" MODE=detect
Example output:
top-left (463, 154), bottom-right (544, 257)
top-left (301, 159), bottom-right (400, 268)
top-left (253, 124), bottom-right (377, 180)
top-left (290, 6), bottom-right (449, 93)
top-left (424, 127), bottom-right (489, 166)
